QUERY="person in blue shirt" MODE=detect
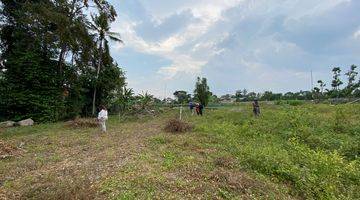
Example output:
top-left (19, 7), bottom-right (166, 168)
top-left (189, 101), bottom-right (195, 115)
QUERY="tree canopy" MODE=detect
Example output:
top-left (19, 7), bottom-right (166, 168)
top-left (0, 0), bottom-right (125, 122)
top-left (194, 77), bottom-right (212, 106)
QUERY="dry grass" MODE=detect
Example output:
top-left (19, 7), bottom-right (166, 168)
top-left (0, 115), bottom-right (165, 199)
top-left (164, 119), bottom-right (193, 133)
top-left (0, 140), bottom-right (22, 159)
top-left (213, 156), bottom-right (235, 169)
top-left (65, 118), bottom-right (99, 128)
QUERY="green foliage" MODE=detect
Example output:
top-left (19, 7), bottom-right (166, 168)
top-left (173, 90), bottom-right (190, 104)
top-left (0, 20), bottom-right (64, 121)
top-left (344, 65), bottom-right (359, 97)
top-left (275, 100), bottom-right (305, 106)
top-left (0, 0), bottom-right (125, 121)
top-left (194, 77), bottom-right (212, 106)
top-left (110, 86), bottom-right (135, 114)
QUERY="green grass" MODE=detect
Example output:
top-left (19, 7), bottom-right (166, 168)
top-left (1, 104), bottom-right (360, 199)
top-left (194, 103), bottom-right (360, 199)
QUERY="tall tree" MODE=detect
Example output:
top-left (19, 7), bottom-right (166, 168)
top-left (90, 11), bottom-right (123, 115)
top-left (317, 80), bottom-right (326, 94)
top-left (194, 77), bottom-right (211, 106)
top-left (0, 0), bottom-right (125, 121)
top-left (0, 0), bottom-right (64, 121)
top-left (331, 67), bottom-right (343, 91)
top-left (344, 65), bottom-right (358, 97)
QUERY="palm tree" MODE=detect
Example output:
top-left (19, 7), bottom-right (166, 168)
top-left (90, 12), bottom-right (123, 115)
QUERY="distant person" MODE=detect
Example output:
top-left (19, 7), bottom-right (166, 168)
top-left (195, 103), bottom-right (200, 115)
top-left (189, 101), bottom-right (195, 115)
top-left (97, 105), bottom-right (108, 132)
top-left (198, 103), bottom-right (204, 116)
top-left (252, 99), bottom-right (260, 117)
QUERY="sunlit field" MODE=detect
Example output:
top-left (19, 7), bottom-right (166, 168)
top-left (1, 103), bottom-right (360, 199)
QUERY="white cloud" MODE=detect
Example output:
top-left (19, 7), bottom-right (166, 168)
top-left (354, 29), bottom-right (360, 40)
top-left (110, 0), bottom-right (360, 96)
top-left (111, 0), bottom-right (250, 80)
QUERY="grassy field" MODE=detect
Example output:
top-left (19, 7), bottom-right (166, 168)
top-left (1, 103), bottom-right (360, 199)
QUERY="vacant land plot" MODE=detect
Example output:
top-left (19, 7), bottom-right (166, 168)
top-left (1, 104), bottom-right (359, 199)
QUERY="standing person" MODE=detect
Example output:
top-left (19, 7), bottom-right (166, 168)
top-left (198, 103), bottom-right (204, 116)
top-left (97, 105), bottom-right (108, 132)
top-left (189, 101), bottom-right (195, 115)
top-left (252, 99), bottom-right (260, 117)
top-left (195, 103), bottom-right (200, 115)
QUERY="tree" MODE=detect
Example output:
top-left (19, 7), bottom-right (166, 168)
top-left (344, 65), bottom-right (358, 97)
top-left (90, 11), bottom-right (123, 115)
top-left (313, 87), bottom-right (321, 101)
top-left (209, 95), bottom-right (220, 104)
top-left (261, 91), bottom-right (273, 101)
top-left (282, 92), bottom-right (293, 100)
top-left (173, 91), bottom-right (190, 104)
top-left (317, 80), bottom-right (326, 94)
top-left (0, 0), bottom-right (125, 121)
top-left (315, 80), bottom-right (327, 100)
top-left (0, 0), bottom-right (64, 121)
top-left (247, 92), bottom-right (257, 101)
top-left (194, 77), bottom-right (211, 106)
top-left (235, 89), bottom-right (247, 102)
top-left (331, 67), bottom-right (343, 98)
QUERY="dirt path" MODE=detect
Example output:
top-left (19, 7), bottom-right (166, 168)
top-left (0, 116), bottom-right (165, 199)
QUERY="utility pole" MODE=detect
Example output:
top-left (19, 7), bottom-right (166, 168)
top-left (164, 84), bottom-right (167, 101)
top-left (311, 70), bottom-right (314, 91)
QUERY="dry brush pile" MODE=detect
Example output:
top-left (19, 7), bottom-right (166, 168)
top-left (164, 119), bottom-right (194, 133)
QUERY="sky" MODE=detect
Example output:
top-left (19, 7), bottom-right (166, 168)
top-left (108, 0), bottom-right (360, 98)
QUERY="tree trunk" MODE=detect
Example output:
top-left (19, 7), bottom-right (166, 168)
top-left (58, 44), bottom-right (67, 77)
top-left (92, 87), bottom-right (97, 115)
top-left (91, 39), bottom-right (103, 115)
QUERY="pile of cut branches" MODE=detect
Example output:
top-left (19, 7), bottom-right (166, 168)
top-left (0, 140), bottom-right (22, 159)
top-left (164, 119), bottom-right (193, 133)
top-left (65, 118), bottom-right (98, 128)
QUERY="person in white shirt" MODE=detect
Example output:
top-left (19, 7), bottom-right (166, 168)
top-left (97, 105), bottom-right (108, 132)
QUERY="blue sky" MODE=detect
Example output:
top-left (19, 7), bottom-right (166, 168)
top-left (108, 0), bottom-right (360, 98)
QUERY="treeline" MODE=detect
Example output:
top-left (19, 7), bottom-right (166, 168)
top-left (171, 66), bottom-right (360, 104)
top-left (0, 0), bottom-right (126, 122)
top-left (220, 65), bottom-right (360, 102)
